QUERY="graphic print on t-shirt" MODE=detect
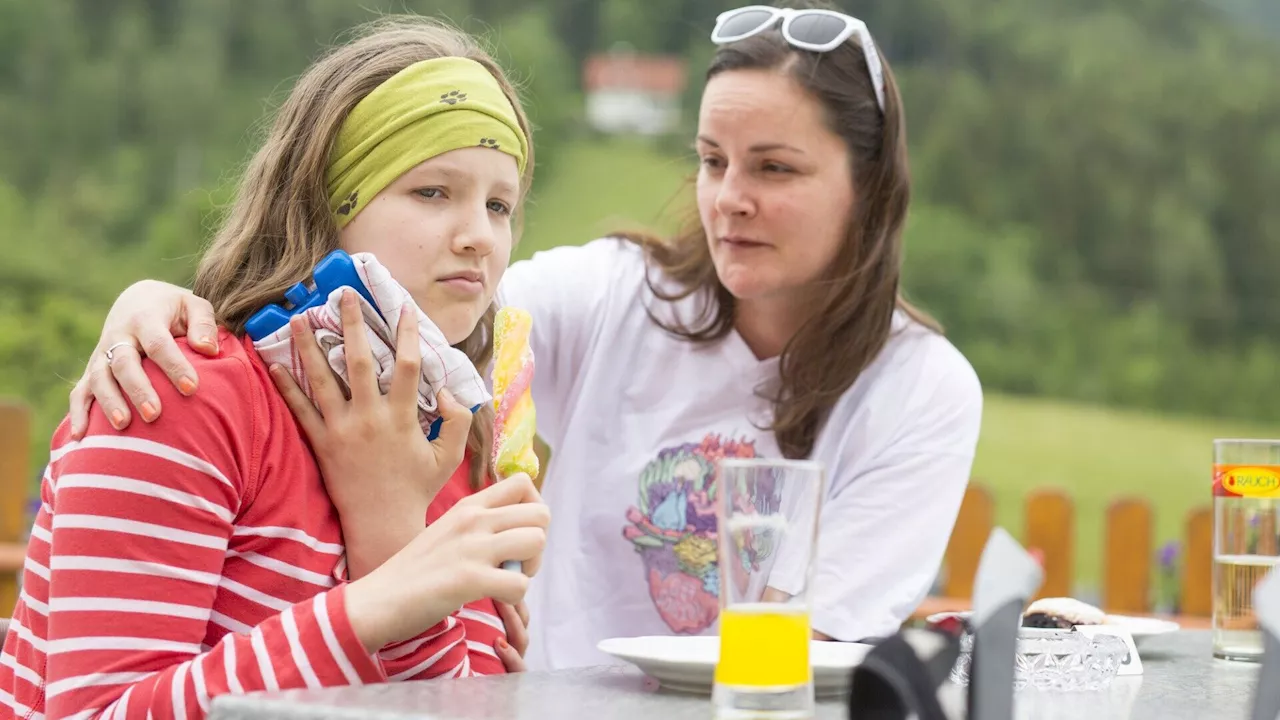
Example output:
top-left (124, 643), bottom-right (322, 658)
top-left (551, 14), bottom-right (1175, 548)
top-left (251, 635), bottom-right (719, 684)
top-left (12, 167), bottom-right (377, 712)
top-left (621, 433), bottom-right (758, 634)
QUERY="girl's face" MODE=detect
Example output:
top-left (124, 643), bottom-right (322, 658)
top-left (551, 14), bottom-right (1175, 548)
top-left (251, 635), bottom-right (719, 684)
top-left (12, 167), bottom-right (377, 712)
top-left (340, 146), bottom-right (520, 344)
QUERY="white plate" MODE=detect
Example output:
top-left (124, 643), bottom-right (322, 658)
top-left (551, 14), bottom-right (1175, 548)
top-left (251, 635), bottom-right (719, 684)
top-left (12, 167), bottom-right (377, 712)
top-left (923, 611), bottom-right (1180, 647)
top-left (1104, 614), bottom-right (1181, 640)
top-left (596, 635), bottom-right (870, 697)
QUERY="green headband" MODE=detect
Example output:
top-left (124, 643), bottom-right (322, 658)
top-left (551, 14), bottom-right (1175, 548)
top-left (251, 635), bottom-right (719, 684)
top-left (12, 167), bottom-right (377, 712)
top-left (326, 56), bottom-right (528, 227)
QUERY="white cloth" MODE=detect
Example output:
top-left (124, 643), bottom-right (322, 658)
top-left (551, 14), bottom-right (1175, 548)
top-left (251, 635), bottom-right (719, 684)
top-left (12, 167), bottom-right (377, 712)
top-left (496, 238), bottom-right (984, 671)
top-left (252, 252), bottom-right (491, 434)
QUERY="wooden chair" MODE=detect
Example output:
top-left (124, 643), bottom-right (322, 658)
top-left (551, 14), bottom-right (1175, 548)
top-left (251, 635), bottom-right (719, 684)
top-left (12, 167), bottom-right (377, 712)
top-left (1181, 506), bottom-right (1213, 617)
top-left (1102, 498), bottom-right (1153, 613)
top-left (1025, 489), bottom-right (1073, 599)
top-left (0, 402), bottom-right (31, 615)
top-left (941, 484), bottom-right (994, 599)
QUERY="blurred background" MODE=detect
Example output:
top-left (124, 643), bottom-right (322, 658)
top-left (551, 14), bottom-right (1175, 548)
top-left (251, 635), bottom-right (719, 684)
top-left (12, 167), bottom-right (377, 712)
top-left (1, 0), bottom-right (1278, 609)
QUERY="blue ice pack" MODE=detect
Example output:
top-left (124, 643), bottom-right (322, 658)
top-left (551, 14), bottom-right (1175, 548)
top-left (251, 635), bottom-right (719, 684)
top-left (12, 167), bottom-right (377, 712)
top-left (245, 250), bottom-right (380, 342)
top-left (245, 249), bottom-right (479, 441)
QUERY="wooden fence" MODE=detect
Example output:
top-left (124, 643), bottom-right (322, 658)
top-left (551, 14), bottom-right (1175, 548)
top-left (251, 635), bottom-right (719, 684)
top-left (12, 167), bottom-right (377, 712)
top-left (919, 483), bottom-right (1214, 627)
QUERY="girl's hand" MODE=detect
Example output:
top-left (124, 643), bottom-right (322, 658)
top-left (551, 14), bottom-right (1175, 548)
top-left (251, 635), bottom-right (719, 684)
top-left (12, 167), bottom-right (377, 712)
top-left (344, 474), bottom-right (549, 651)
top-left (269, 290), bottom-right (472, 579)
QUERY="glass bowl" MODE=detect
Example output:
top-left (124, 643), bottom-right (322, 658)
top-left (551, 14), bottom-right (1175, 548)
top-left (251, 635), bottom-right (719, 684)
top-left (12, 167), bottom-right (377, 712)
top-left (948, 628), bottom-right (1129, 692)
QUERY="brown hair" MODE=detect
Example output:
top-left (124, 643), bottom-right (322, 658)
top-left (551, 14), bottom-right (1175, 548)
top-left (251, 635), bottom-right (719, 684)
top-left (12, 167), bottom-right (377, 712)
top-left (623, 0), bottom-right (939, 460)
top-left (192, 16), bottom-right (535, 487)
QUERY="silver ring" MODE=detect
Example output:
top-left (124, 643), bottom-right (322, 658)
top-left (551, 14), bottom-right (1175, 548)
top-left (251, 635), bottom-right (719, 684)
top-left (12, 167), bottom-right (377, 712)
top-left (104, 341), bottom-right (135, 364)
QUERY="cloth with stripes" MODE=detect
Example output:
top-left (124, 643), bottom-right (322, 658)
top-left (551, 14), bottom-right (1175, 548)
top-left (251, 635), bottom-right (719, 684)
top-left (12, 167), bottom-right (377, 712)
top-left (0, 331), bottom-right (506, 719)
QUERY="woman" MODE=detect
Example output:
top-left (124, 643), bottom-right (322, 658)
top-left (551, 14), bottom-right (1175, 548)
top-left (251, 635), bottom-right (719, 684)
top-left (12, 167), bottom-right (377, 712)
top-left (68, 2), bottom-right (982, 671)
top-left (4, 16), bottom-right (550, 718)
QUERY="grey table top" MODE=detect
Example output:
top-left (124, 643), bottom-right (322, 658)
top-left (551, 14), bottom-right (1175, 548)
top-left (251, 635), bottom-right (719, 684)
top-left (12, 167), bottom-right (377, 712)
top-left (209, 630), bottom-right (1261, 719)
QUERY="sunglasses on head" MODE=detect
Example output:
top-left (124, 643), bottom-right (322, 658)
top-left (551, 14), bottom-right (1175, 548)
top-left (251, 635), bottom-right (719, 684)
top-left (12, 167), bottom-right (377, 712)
top-left (710, 5), bottom-right (886, 112)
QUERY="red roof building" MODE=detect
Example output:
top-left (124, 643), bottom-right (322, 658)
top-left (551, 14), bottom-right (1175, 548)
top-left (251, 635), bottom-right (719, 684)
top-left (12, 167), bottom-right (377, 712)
top-left (583, 52), bottom-right (688, 135)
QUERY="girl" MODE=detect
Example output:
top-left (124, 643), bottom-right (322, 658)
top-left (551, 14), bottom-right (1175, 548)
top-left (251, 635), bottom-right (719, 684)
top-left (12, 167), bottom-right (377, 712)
top-left (3, 16), bottom-right (548, 718)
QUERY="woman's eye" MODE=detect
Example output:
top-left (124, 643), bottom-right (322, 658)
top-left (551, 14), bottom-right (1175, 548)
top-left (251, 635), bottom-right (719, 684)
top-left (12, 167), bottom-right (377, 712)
top-left (700, 156), bottom-right (725, 170)
top-left (763, 163), bottom-right (792, 173)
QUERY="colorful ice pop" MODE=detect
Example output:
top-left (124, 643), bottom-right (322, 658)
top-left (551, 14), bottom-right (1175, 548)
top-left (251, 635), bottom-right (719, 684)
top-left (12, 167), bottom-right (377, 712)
top-left (492, 307), bottom-right (538, 571)
top-left (492, 307), bottom-right (539, 480)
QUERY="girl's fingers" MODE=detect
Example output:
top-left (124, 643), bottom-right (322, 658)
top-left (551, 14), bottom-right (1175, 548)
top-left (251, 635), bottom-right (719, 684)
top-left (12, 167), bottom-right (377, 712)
top-left (340, 290), bottom-right (380, 405)
top-left (291, 315), bottom-right (347, 418)
top-left (388, 305), bottom-right (422, 412)
top-left (269, 364), bottom-right (326, 442)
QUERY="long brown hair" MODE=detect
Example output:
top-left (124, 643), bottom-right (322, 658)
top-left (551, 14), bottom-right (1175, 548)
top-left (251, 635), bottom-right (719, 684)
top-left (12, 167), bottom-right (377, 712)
top-left (193, 16), bottom-right (535, 487)
top-left (624, 0), bottom-right (939, 460)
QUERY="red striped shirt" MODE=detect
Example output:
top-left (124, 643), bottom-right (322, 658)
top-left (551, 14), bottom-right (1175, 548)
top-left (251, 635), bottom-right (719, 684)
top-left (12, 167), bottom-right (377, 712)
top-left (0, 331), bottom-right (505, 719)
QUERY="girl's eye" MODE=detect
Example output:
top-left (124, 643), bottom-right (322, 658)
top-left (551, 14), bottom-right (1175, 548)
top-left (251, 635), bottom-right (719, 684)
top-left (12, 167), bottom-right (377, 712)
top-left (488, 200), bottom-right (512, 216)
top-left (416, 188), bottom-right (443, 199)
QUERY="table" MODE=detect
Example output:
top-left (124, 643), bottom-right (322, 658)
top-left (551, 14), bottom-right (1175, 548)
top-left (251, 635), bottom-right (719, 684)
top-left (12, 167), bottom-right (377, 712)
top-left (209, 631), bottom-right (1261, 719)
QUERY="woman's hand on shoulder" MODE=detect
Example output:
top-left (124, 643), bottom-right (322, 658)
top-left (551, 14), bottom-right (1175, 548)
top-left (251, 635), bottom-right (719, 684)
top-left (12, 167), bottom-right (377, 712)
top-left (69, 280), bottom-right (219, 438)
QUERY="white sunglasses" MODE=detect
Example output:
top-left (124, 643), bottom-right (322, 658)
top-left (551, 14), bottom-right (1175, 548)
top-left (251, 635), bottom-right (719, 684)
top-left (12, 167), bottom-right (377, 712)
top-left (710, 5), bottom-right (886, 112)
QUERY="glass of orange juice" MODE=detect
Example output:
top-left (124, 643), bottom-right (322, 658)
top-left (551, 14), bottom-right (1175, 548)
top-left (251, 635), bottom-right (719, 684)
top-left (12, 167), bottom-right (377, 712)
top-left (713, 458), bottom-right (826, 719)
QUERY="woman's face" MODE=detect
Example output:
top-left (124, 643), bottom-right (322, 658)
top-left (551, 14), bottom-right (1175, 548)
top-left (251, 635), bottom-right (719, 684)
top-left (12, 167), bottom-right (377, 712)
top-left (340, 146), bottom-right (520, 344)
top-left (695, 69), bottom-right (854, 305)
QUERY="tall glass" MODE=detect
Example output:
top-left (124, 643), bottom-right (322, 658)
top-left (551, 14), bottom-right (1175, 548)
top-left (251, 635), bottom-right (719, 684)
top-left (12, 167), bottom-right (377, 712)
top-left (713, 458), bottom-right (826, 719)
top-left (1213, 439), bottom-right (1280, 661)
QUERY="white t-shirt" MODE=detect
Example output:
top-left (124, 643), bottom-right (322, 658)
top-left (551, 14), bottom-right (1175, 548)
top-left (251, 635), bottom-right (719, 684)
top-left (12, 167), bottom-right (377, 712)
top-left (498, 237), bottom-right (983, 671)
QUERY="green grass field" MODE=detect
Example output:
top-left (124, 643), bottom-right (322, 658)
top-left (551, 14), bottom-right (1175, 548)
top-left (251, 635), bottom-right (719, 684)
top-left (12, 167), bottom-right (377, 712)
top-left (518, 136), bottom-right (695, 259)
top-left (518, 137), bottom-right (1280, 592)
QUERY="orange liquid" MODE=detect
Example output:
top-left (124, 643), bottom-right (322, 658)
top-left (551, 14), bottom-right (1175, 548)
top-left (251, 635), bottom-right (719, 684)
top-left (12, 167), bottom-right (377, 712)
top-left (715, 603), bottom-right (811, 687)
